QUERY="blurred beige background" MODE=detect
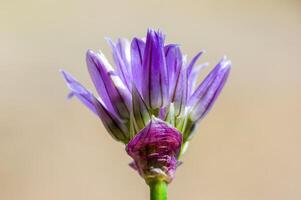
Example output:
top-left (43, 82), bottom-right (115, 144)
top-left (1, 0), bottom-right (301, 199)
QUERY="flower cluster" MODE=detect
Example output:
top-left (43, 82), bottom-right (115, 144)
top-left (61, 29), bottom-right (231, 183)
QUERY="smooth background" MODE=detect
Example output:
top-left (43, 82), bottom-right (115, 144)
top-left (1, 0), bottom-right (301, 199)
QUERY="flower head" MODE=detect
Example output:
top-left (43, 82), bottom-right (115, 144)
top-left (61, 28), bottom-right (231, 183)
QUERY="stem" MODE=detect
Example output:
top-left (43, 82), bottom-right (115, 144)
top-left (149, 180), bottom-right (167, 200)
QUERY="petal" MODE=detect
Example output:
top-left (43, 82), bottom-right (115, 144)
top-left (130, 38), bottom-right (145, 94)
top-left (164, 44), bottom-right (183, 100)
top-left (158, 106), bottom-right (168, 121)
top-left (131, 83), bottom-right (151, 132)
top-left (186, 51), bottom-right (204, 76)
top-left (126, 117), bottom-right (182, 183)
top-left (188, 57), bottom-right (231, 121)
top-left (92, 97), bottom-right (130, 143)
top-left (86, 50), bottom-right (131, 120)
top-left (172, 67), bottom-right (188, 117)
top-left (107, 38), bottom-right (132, 89)
top-left (60, 70), bottom-right (130, 143)
top-left (187, 63), bottom-right (209, 97)
top-left (60, 70), bottom-right (98, 115)
top-left (186, 51), bottom-right (206, 104)
top-left (142, 29), bottom-right (169, 109)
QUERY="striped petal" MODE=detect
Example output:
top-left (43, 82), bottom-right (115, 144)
top-left (186, 51), bottom-right (204, 76)
top-left (60, 70), bottom-right (129, 143)
top-left (131, 83), bottom-right (151, 132)
top-left (86, 50), bottom-right (131, 120)
top-left (61, 70), bottom-right (98, 115)
top-left (142, 29), bottom-right (169, 110)
top-left (107, 38), bottom-right (132, 89)
top-left (172, 67), bottom-right (188, 117)
top-left (188, 56), bottom-right (231, 121)
top-left (164, 44), bottom-right (183, 100)
top-left (187, 63), bottom-right (209, 97)
top-left (131, 38), bottom-right (145, 94)
top-left (92, 97), bottom-right (130, 143)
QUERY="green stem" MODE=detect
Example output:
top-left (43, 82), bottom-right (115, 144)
top-left (149, 180), bottom-right (167, 200)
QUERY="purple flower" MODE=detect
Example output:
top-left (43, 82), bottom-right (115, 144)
top-left (61, 29), bottom-right (231, 182)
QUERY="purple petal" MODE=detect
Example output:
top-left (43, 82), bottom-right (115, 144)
top-left (107, 38), bottom-right (132, 89)
top-left (86, 50), bottom-right (131, 120)
top-left (187, 63), bottom-right (209, 97)
top-left (186, 51), bottom-right (204, 76)
top-left (131, 38), bottom-right (145, 94)
top-left (164, 44), bottom-right (183, 100)
top-left (60, 70), bottom-right (98, 115)
top-left (188, 57), bottom-right (231, 121)
top-left (142, 29), bottom-right (169, 109)
top-left (164, 44), bottom-right (188, 117)
top-left (172, 67), bottom-right (188, 117)
top-left (92, 97), bottom-right (130, 143)
top-left (158, 106), bottom-right (168, 120)
top-left (60, 70), bottom-right (129, 142)
top-left (131, 83), bottom-right (151, 131)
top-left (126, 117), bottom-right (182, 183)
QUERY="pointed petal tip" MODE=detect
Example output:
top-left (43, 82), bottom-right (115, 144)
top-left (214, 56), bottom-right (231, 71)
top-left (86, 50), bottom-right (97, 64)
top-left (86, 49), bottom-right (95, 58)
top-left (147, 27), bottom-right (154, 32)
top-left (86, 49), bottom-right (105, 60)
top-left (60, 69), bottom-right (74, 84)
top-left (60, 70), bottom-right (72, 88)
top-left (60, 70), bottom-right (75, 93)
top-left (86, 49), bottom-right (110, 71)
top-left (60, 69), bottom-right (79, 84)
top-left (59, 69), bottom-right (67, 80)
top-left (67, 92), bottom-right (74, 99)
top-left (106, 37), bottom-right (130, 49)
top-left (221, 55), bottom-right (231, 62)
top-left (187, 50), bottom-right (206, 75)
top-left (104, 37), bottom-right (114, 45)
top-left (59, 68), bottom-right (66, 76)
top-left (146, 28), bottom-right (166, 39)
top-left (221, 56), bottom-right (232, 69)
top-left (132, 37), bottom-right (140, 41)
top-left (197, 50), bottom-right (205, 56)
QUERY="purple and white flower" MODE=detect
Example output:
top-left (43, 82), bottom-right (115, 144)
top-left (61, 29), bottom-right (231, 183)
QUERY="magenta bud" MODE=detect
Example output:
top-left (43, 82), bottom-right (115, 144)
top-left (126, 117), bottom-right (182, 183)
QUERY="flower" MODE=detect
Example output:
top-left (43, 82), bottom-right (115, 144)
top-left (61, 28), bottom-right (231, 183)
